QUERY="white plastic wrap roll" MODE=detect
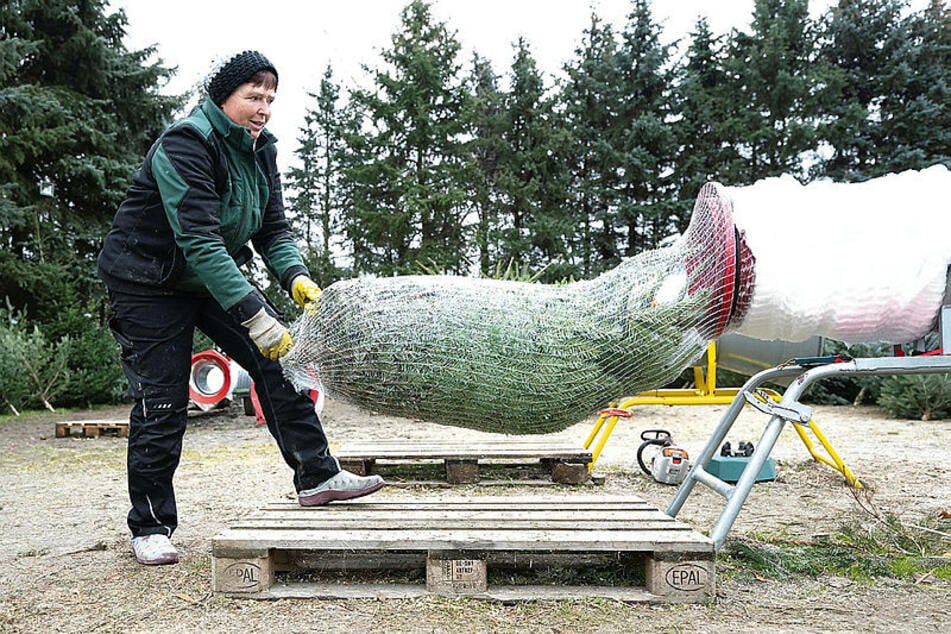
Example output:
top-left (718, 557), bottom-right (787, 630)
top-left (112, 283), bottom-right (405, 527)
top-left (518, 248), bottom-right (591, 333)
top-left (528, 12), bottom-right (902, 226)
top-left (727, 165), bottom-right (951, 344)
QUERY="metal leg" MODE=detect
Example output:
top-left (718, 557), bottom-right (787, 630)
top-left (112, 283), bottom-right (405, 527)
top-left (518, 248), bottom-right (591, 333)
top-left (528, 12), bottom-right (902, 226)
top-left (584, 405), bottom-right (635, 471)
top-left (708, 412), bottom-right (791, 546)
top-left (790, 419), bottom-right (862, 487)
top-left (666, 365), bottom-right (804, 519)
top-left (707, 361), bottom-right (854, 548)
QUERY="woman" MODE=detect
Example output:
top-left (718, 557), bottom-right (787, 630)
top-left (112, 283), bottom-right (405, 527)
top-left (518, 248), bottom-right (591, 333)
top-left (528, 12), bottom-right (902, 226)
top-left (98, 50), bottom-right (384, 566)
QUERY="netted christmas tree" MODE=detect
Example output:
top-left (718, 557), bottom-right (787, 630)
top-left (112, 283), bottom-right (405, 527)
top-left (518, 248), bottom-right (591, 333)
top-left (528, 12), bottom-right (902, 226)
top-left (283, 182), bottom-right (748, 433)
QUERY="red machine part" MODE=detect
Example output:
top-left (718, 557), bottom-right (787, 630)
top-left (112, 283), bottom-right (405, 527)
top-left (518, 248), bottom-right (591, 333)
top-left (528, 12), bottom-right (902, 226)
top-left (190, 349), bottom-right (322, 423)
top-left (683, 182), bottom-right (736, 339)
top-left (248, 384), bottom-right (321, 425)
top-left (188, 349), bottom-right (233, 408)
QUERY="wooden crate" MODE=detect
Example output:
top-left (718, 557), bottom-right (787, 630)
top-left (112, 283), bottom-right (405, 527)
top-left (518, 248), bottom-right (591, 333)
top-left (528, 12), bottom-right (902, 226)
top-left (337, 440), bottom-right (593, 485)
top-left (54, 420), bottom-right (129, 438)
top-left (212, 496), bottom-right (715, 603)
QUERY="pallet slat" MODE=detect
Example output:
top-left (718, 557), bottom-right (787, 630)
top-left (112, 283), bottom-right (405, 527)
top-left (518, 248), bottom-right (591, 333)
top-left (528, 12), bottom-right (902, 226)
top-left (240, 506), bottom-right (669, 518)
top-left (228, 519), bottom-right (683, 532)
top-left (340, 441), bottom-right (591, 460)
top-left (255, 582), bottom-right (658, 602)
top-left (214, 528), bottom-right (705, 553)
top-left (265, 496), bottom-right (652, 508)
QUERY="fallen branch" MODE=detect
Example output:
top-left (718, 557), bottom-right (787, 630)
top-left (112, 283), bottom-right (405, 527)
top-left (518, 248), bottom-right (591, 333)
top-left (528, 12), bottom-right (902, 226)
top-left (848, 484), bottom-right (950, 550)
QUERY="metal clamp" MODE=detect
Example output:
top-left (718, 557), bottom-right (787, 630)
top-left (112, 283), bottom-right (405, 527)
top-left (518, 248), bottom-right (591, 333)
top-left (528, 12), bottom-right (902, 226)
top-left (742, 390), bottom-right (813, 423)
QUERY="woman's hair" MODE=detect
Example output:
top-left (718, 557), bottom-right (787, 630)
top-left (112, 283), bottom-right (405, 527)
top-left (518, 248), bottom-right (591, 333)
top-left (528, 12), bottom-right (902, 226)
top-left (249, 70), bottom-right (278, 92)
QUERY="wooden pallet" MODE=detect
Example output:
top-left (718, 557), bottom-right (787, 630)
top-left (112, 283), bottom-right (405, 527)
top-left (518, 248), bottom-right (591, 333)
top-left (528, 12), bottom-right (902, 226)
top-left (337, 440), bottom-right (593, 485)
top-left (212, 496), bottom-right (715, 603)
top-left (54, 420), bottom-right (129, 438)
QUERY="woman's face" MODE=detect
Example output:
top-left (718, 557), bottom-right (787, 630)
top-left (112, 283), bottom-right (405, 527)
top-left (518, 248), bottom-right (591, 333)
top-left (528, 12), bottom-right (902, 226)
top-left (221, 82), bottom-right (276, 139)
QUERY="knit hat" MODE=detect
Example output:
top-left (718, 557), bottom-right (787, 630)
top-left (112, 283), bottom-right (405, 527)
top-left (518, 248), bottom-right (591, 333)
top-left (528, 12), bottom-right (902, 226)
top-left (205, 50), bottom-right (278, 105)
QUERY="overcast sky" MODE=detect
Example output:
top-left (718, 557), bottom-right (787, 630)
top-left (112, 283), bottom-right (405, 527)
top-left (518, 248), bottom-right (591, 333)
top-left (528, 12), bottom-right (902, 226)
top-left (107, 0), bottom-right (920, 171)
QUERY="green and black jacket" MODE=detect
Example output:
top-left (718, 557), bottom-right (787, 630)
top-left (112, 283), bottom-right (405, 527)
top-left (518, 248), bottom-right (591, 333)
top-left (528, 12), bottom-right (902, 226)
top-left (97, 98), bottom-right (307, 323)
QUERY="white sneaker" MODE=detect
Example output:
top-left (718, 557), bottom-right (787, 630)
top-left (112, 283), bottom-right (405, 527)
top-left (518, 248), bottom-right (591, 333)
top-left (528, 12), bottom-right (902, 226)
top-left (298, 470), bottom-right (386, 506)
top-left (131, 534), bottom-right (179, 565)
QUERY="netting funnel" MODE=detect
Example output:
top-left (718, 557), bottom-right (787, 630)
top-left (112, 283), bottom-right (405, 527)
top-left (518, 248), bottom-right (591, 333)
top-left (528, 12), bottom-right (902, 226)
top-left (283, 186), bottom-right (743, 434)
top-left (684, 182), bottom-right (755, 339)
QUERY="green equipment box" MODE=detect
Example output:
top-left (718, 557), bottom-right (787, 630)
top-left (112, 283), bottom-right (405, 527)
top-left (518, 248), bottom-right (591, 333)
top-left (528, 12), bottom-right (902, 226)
top-left (707, 454), bottom-right (776, 483)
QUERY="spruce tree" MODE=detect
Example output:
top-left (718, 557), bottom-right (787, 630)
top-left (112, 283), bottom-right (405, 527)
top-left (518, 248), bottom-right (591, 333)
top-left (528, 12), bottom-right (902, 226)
top-left (877, 0), bottom-right (951, 174)
top-left (285, 65), bottom-right (352, 285)
top-left (614, 0), bottom-right (677, 254)
top-left (670, 18), bottom-right (740, 232)
top-left (0, 0), bottom-right (178, 325)
top-left (721, 0), bottom-right (817, 184)
top-left (813, 0), bottom-right (949, 180)
top-left (495, 38), bottom-right (573, 280)
top-left (812, 0), bottom-right (911, 180)
top-left (344, 0), bottom-right (470, 276)
top-left (560, 12), bottom-right (624, 275)
top-left (461, 53), bottom-right (507, 276)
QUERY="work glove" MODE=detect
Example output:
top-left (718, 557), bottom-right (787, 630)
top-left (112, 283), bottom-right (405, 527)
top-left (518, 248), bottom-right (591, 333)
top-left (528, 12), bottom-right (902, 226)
top-left (291, 275), bottom-right (322, 309)
top-left (242, 308), bottom-right (294, 360)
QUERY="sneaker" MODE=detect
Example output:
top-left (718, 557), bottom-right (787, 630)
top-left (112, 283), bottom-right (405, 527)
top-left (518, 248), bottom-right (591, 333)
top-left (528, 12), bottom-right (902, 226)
top-left (298, 470), bottom-right (386, 506)
top-left (131, 534), bottom-right (179, 565)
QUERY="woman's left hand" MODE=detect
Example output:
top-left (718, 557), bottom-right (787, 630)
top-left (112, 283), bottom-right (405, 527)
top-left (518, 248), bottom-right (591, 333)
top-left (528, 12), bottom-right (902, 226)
top-left (292, 275), bottom-right (322, 311)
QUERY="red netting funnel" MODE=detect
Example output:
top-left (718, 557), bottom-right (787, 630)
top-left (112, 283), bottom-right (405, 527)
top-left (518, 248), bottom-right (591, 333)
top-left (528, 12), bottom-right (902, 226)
top-left (681, 182), bottom-right (748, 340)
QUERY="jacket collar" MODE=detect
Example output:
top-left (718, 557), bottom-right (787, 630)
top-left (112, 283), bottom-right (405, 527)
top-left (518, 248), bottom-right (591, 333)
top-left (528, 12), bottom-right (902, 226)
top-left (200, 98), bottom-right (277, 152)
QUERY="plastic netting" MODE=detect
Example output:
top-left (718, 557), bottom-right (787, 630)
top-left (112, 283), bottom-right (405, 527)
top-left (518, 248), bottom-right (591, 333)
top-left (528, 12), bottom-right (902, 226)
top-left (282, 183), bottom-right (743, 433)
top-left (282, 166), bottom-right (951, 432)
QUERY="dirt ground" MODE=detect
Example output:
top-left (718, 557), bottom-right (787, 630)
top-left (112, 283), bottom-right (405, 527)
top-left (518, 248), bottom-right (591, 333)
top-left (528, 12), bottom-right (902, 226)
top-left (0, 397), bottom-right (948, 633)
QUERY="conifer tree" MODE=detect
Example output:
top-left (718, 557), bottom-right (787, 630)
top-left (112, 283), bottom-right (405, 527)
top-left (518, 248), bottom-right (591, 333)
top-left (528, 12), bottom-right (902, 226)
top-left (813, 0), bottom-right (949, 180)
top-left (495, 38), bottom-right (573, 279)
top-left (286, 65), bottom-right (352, 285)
top-left (344, 0), bottom-right (470, 276)
top-left (614, 0), bottom-right (677, 253)
top-left (812, 0), bottom-right (911, 180)
top-left (721, 0), bottom-right (817, 184)
top-left (461, 54), bottom-right (507, 275)
top-left (669, 18), bottom-right (740, 232)
top-left (0, 0), bottom-right (178, 325)
top-left (560, 12), bottom-right (624, 275)
top-left (876, 0), bottom-right (951, 174)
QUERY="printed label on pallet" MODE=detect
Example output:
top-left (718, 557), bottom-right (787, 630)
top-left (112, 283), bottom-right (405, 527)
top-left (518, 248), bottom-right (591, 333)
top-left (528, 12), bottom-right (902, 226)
top-left (427, 558), bottom-right (488, 593)
top-left (646, 557), bottom-right (715, 601)
top-left (224, 562), bottom-right (261, 590)
top-left (664, 563), bottom-right (708, 592)
top-left (213, 556), bottom-right (271, 593)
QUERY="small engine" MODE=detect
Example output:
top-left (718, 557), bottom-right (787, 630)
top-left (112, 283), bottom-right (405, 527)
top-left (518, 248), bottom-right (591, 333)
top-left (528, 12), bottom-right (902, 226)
top-left (637, 429), bottom-right (690, 485)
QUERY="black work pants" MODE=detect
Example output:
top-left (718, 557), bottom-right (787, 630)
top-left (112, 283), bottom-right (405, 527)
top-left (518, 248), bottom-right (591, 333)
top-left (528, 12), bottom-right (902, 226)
top-left (107, 290), bottom-right (340, 537)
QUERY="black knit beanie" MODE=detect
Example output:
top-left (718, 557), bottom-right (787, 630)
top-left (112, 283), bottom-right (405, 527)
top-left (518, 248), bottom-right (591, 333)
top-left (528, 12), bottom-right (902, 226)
top-left (205, 50), bottom-right (278, 105)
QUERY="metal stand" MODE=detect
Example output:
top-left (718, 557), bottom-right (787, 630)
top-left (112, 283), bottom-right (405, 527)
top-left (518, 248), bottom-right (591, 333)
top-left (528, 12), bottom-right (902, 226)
top-left (585, 342), bottom-right (859, 487)
top-left (666, 353), bottom-right (951, 550)
top-left (585, 342), bottom-right (767, 468)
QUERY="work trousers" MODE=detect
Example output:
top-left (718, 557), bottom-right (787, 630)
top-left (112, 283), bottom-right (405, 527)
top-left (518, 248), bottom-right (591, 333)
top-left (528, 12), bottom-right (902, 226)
top-left (107, 290), bottom-right (340, 537)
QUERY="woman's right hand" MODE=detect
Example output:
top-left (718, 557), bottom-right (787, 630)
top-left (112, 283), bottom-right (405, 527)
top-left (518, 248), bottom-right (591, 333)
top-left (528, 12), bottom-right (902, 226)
top-left (241, 308), bottom-right (294, 360)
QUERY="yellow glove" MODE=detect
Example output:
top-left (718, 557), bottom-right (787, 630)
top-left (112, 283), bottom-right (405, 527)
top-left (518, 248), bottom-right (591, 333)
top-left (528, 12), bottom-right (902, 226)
top-left (291, 275), bottom-right (322, 312)
top-left (241, 309), bottom-right (294, 360)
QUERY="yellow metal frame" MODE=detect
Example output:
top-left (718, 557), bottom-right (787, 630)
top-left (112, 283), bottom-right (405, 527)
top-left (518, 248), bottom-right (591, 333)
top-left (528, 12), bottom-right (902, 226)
top-left (584, 341), bottom-right (862, 487)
